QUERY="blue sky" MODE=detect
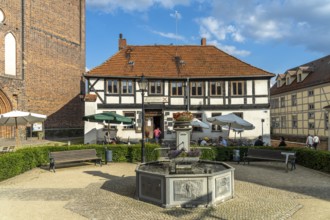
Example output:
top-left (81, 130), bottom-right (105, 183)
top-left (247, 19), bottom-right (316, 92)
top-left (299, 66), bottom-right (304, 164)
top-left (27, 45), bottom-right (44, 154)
top-left (86, 0), bottom-right (330, 78)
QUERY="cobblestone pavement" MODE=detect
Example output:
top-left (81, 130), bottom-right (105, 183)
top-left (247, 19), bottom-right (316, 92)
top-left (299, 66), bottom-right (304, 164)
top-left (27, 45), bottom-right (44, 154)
top-left (0, 162), bottom-right (329, 220)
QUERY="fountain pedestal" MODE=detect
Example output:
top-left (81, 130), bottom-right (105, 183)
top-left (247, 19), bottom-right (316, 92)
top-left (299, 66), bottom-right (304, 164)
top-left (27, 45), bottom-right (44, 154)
top-left (173, 121), bottom-right (191, 151)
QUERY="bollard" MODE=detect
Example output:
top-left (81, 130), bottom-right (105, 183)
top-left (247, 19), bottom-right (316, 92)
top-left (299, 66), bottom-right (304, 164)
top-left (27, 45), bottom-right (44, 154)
top-left (233, 149), bottom-right (240, 164)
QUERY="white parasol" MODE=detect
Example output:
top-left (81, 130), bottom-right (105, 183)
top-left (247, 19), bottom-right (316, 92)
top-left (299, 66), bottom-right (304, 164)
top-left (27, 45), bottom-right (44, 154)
top-left (190, 118), bottom-right (210, 129)
top-left (0, 110), bottom-right (47, 146)
top-left (207, 113), bottom-right (254, 137)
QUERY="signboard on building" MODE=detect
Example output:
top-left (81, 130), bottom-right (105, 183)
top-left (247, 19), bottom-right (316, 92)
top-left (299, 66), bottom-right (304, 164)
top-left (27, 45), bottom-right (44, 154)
top-left (33, 122), bottom-right (43, 131)
top-left (144, 97), bottom-right (168, 103)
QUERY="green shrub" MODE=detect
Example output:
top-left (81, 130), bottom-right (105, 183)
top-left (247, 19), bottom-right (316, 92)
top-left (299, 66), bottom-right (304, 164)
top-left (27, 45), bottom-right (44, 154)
top-left (1, 144), bottom-right (329, 182)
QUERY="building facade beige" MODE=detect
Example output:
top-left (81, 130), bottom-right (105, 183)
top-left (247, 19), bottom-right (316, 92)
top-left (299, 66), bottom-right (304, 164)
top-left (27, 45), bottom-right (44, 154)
top-left (270, 55), bottom-right (330, 150)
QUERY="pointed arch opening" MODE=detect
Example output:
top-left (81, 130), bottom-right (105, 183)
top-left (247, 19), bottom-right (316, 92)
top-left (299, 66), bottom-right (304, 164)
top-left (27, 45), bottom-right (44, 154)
top-left (5, 33), bottom-right (17, 76)
top-left (0, 90), bottom-right (13, 138)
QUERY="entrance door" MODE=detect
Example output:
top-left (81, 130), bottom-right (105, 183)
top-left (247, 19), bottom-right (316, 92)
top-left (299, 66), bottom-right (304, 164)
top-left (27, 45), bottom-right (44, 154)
top-left (145, 116), bottom-right (154, 139)
top-left (145, 110), bottom-right (163, 141)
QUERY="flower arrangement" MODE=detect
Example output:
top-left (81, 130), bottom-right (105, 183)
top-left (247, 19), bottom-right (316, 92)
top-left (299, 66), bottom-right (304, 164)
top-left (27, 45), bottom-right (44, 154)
top-left (173, 111), bottom-right (194, 121)
top-left (186, 148), bottom-right (201, 157)
top-left (168, 148), bottom-right (201, 159)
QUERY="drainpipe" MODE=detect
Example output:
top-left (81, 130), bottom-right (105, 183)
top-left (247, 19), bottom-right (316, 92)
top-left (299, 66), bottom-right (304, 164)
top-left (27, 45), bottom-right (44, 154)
top-left (186, 78), bottom-right (190, 111)
top-left (21, 0), bottom-right (25, 80)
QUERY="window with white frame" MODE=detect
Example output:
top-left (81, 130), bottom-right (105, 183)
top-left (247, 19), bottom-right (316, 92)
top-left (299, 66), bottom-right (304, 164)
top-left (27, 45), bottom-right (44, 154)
top-left (308, 90), bottom-right (314, 96)
top-left (291, 94), bottom-right (297, 106)
top-left (123, 111), bottom-right (135, 129)
top-left (231, 81), bottom-right (244, 96)
top-left (271, 98), bottom-right (279, 108)
top-left (190, 82), bottom-right (203, 96)
top-left (211, 113), bottom-right (222, 132)
top-left (149, 80), bottom-right (163, 95)
top-left (297, 74), bottom-right (302, 82)
top-left (277, 80), bottom-right (281, 87)
top-left (107, 79), bottom-right (119, 94)
top-left (192, 113), bottom-right (203, 132)
top-left (271, 117), bottom-right (280, 128)
top-left (292, 115), bottom-right (297, 128)
top-left (308, 112), bottom-right (315, 119)
top-left (308, 104), bottom-right (314, 110)
top-left (171, 81), bottom-right (184, 96)
top-left (280, 97), bottom-right (285, 107)
top-left (210, 81), bottom-right (223, 96)
top-left (308, 122), bottom-right (314, 129)
top-left (121, 80), bottom-right (133, 94)
top-left (281, 116), bottom-right (286, 128)
top-left (233, 112), bottom-right (243, 118)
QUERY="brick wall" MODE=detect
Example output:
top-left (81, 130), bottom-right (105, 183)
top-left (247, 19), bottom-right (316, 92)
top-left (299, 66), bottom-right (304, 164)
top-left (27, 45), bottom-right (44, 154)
top-left (0, 0), bottom-right (85, 138)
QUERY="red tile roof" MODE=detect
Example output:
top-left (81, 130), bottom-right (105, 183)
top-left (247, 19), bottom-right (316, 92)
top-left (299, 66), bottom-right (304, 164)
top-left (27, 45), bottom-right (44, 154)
top-left (86, 45), bottom-right (274, 79)
top-left (271, 55), bottom-right (330, 96)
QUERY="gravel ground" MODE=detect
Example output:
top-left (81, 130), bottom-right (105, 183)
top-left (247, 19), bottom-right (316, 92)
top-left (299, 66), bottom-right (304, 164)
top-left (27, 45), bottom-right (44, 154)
top-left (0, 162), bottom-right (329, 220)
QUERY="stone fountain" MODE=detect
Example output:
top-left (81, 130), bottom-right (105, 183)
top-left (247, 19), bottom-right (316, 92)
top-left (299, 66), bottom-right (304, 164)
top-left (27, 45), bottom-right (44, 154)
top-left (135, 115), bottom-right (235, 208)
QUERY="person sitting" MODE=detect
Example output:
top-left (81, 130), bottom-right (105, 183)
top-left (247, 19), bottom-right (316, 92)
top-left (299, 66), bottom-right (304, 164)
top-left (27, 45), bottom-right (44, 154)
top-left (104, 132), bottom-right (116, 144)
top-left (200, 137), bottom-right (209, 146)
top-left (254, 136), bottom-right (264, 146)
top-left (218, 136), bottom-right (228, 147)
top-left (278, 136), bottom-right (287, 147)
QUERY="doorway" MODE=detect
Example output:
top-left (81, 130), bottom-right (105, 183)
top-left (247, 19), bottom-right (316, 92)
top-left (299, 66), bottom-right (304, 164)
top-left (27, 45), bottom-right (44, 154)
top-left (145, 110), bottom-right (163, 141)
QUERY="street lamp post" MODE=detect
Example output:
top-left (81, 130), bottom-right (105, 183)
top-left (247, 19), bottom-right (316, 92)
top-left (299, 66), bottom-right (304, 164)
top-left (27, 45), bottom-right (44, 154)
top-left (138, 75), bottom-right (148, 162)
top-left (261, 119), bottom-right (265, 138)
top-left (323, 105), bottom-right (330, 151)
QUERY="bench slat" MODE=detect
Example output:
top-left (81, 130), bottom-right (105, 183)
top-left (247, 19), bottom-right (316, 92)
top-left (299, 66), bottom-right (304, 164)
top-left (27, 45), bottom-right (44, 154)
top-left (49, 149), bottom-right (101, 172)
top-left (243, 148), bottom-right (296, 172)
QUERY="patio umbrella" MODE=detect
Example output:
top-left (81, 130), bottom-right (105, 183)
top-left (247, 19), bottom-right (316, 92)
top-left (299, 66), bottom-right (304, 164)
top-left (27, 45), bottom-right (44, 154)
top-left (206, 113), bottom-right (254, 137)
top-left (83, 112), bottom-right (133, 143)
top-left (83, 112), bottom-right (132, 124)
top-left (190, 118), bottom-right (210, 129)
top-left (0, 110), bottom-right (47, 146)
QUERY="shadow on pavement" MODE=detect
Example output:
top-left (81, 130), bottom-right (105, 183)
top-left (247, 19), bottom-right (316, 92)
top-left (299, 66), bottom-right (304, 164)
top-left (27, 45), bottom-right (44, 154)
top-left (229, 161), bottom-right (330, 201)
top-left (84, 170), bottom-right (136, 198)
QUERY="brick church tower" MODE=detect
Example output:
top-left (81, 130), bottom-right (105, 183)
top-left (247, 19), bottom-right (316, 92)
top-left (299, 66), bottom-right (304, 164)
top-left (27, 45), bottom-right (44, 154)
top-left (0, 0), bottom-right (85, 139)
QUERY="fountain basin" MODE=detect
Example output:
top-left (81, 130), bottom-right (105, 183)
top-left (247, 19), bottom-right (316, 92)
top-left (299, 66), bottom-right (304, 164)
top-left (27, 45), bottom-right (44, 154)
top-left (135, 160), bottom-right (234, 208)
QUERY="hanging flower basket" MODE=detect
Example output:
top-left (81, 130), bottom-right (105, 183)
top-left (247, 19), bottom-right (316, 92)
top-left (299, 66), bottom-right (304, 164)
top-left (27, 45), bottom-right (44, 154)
top-left (173, 112), bottom-right (194, 122)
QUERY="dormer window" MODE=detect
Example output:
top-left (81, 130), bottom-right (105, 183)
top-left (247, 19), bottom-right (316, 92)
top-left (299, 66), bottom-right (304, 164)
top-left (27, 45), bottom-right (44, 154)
top-left (286, 77), bottom-right (290, 85)
top-left (277, 80), bottom-right (281, 87)
top-left (297, 73), bottom-right (302, 82)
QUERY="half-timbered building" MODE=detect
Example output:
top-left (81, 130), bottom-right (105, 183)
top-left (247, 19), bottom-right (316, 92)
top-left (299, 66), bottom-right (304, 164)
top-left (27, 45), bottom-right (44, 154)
top-left (84, 34), bottom-right (274, 145)
top-left (270, 55), bottom-right (330, 150)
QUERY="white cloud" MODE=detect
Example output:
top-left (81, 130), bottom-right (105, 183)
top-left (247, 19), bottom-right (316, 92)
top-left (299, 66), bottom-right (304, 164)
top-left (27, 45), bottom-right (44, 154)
top-left (86, 0), bottom-right (190, 13)
top-left (207, 39), bottom-right (251, 57)
top-left (196, 17), bottom-right (245, 43)
top-left (151, 30), bottom-right (185, 41)
top-left (207, 0), bottom-right (330, 53)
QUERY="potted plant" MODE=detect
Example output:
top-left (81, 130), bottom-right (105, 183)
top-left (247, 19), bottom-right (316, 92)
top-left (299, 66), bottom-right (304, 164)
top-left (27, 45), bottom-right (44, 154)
top-left (173, 111), bottom-right (194, 122)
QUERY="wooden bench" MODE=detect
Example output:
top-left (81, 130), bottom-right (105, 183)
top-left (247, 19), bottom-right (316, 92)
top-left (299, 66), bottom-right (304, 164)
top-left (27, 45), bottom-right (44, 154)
top-left (243, 149), bottom-right (296, 172)
top-left (49, 149), bottom-right (102, 172)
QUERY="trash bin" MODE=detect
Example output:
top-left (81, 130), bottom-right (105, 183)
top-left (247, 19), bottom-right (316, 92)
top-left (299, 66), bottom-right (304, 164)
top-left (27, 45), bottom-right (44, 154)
top-left (105, 148), bottom-right (112, 164)
top-left (233, 149), bottom-right (240, 163)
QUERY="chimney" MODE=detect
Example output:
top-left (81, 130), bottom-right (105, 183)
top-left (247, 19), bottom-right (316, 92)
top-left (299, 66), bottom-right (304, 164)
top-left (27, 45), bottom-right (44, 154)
top-left (118, 33), bottom-right (127, 51)
top-left (201, 37), bottom-right (206, 46)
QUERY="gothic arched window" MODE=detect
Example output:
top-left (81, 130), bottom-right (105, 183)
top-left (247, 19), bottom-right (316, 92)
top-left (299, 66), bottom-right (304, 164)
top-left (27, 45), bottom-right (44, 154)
top-left (5, 33), bottom-right (16, 76)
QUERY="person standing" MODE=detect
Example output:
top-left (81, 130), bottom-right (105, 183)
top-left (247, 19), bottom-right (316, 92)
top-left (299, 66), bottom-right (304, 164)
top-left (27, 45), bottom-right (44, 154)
top-left (278, 136), bottom-right (287, 147)
top-left (313, 135), bottom-right (320, 150)
top-left (218, 136), bottom-right (228, 147)
top-left (254, 136), bottom-right (264, 146)
top-left (306, 134), bottom-right (313, 148)
top-left (153, 127), bottom-right (161, 144)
